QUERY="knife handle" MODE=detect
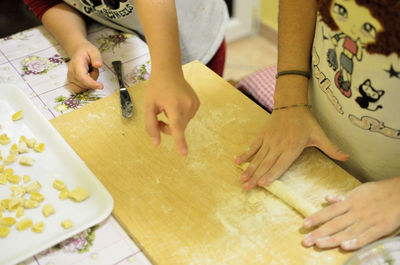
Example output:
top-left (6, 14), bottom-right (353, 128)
top-left (112, 61), bottom-right (125, 88)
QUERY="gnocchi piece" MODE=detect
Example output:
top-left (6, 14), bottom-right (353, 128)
top-left (10, 143), bottom-right (19, 154)
top-left (10, 185), bottom-right (26, 197)
top-left (32, 221), bottom-right (44, 233)
top-left (25, 181), bottom-right (41, 193)
top-left (30, 191), bottom-right (44, 202)
top-left (33, 143), bottom-right (45, 153)
top-left (0, 199), bottom-right (10, 209)
top-left (7, 174), bottom-right (21, 184)
top-left (16, 206), bottom-right (24, 218)
top-left (8, 198), bottom-right (23, 211)
top-left (23, 199), bottom-right (39, 209)
top-left (69, 187), bottom-right (90, 202)
top-left (0, 133), bottom-right (10, 145)
top-left (19, 156), bottom-right (35, 166)
top-left (0, 165), bottom-right (3, 172)
top-left (11, 110), bottom-right (24, 121)
top-left (16, 218), bottom-right (33, 231)
top-left (42, 204), bottom-right (55, 217)
top-left (0, 174), bottom-right (7, 185)
top-left (53, 179), bottom-right (65, 191)
top-left (61, 219), bottom-right (73, 229)
top-left (0, 151), bottom-right (2, 161)
top-left (23, 175), bottom-right (30, 183)
top-left (0, 217), bottom-right (16, 227)
top-left (59, 188), bottom-right (69, 200)
top-left (4, 168), bottom-right (13, 176)
top-left (17, 142), bottom-right (29, 154)
top-left (3, 154), bottom-right (17, 165)
top-left (25, 138), bottom-right (37, 149)
top-left (0, 225), bottom-right (10, 238)
top-left (19, 136), bottom-right (27, 144)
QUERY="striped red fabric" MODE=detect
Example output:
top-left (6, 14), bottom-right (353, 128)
top-left (24, 0), bottom-right (62, 20)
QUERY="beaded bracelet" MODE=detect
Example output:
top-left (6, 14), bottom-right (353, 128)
top-left (275, 70), bottom-right (310, 79)
top-left (273, 103), bottom-right (312, 111)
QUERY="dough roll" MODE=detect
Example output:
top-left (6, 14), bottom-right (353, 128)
top-left (239, 162), bottom-right (317, 217)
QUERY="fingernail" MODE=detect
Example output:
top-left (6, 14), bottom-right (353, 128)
top-left (316, 237), bottom-right (330, 248)
top-left (257, 178), bottom-right (268, 186)
top-left (240, 174), bottom-right (248, 182)
top-left (303, 218), bottom-right (312, 228)
top-left (151, 137), bottom-right (159, 145)
top-left (341, 239), bottom-right (357, 250)
top-left (326, 195), bottom-right (335, 201)
top-left (303, 234), bottom-right (314, 246)
top-left (180, 147), bottom-right (188, 156)
top-left (243, 182), bottom-right (252, 190)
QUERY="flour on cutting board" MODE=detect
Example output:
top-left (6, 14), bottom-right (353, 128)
top-left (200, 154), bottom-right (360, 265)
top-left (172, 187), bottom-right (338, 265)
top-left (180, 106), bottom-right (250, 173)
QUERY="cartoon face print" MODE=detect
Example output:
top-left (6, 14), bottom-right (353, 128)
top-left (330, 0), bottom-right (383, 45)
top-left (355, 79), bottom-right (385, 111)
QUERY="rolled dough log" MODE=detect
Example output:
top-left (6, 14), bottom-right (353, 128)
top-left (239, 162), bottom-right (317, 217)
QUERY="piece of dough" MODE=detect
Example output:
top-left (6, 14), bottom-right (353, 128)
top-left (239, 162), bottom-right (317, 217)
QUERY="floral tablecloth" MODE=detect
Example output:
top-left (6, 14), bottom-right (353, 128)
top-left (0, 23), bottom-right (152, 265)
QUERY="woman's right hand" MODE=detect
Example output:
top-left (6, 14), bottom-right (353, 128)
top-left (67, 41), bottom-right (104, 94)
top-left (235, 106), bottom-right (349, 190)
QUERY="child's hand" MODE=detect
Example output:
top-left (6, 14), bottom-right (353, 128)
top-left (235, 108), bottom-right (348, 190)
top-left (144, 74), bottom-right (200, 156)
top-left (67, 41), bottom-right (104, 94)
top-left (302, 176), bottom-right (400, 250)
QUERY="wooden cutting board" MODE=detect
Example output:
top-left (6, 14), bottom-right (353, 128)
top-left (51, 61), bottom-right (360, 265)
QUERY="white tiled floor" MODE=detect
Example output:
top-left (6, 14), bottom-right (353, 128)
top-left (224, 34), bottom-right (277, 82)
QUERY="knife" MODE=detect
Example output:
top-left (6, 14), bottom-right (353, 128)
top-left (112, 60), bottom-right (133, 118)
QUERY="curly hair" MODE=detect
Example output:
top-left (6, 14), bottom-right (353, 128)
top-left (317, 0), bottom-right (400, 56)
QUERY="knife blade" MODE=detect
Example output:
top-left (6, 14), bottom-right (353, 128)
top-left (112, 60), bottom-right (133, 118)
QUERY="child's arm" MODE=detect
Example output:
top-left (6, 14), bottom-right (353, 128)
top-left (41, 3), bottom-right (103, 93)
top-left (135, 0), bottom-right (199, 156)
top-left (235, 0), bottom-right (348, 190)
top-left (302, 175), bottom-right (400, 250)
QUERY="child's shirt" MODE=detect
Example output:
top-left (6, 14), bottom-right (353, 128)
top-left (309, 0), bottom-right (400, 181)
top-left (25, 0), bottom-right (229, 65)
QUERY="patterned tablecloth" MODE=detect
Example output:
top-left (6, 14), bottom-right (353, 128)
top-left (0, 23), bottom-right (152, 265)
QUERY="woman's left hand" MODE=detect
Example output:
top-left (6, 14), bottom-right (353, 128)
top-left (302, 176), bottom-right (400, 250)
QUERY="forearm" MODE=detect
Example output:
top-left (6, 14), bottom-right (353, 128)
top-left (274, 0), bottom-right (317, 107)
top-left (41, 3), bottom-right (88, 56)
top-left (135, 0), bottom-right (183, 79)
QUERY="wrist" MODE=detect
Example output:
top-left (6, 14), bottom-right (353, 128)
top-left (150, 65), bottom-right (184, 81)
top-left (273, 75), bottom-right (309, 106)
top-left (65, 38), bottom-right (91, 57)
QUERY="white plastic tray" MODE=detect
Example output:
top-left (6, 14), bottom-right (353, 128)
top-left (0, 84), bottom-right (114, 265)
top-left (345, 237), bottom-right (400, 265)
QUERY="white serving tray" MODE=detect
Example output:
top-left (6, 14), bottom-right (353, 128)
top-left (0, 84), bottom-right (114, 265)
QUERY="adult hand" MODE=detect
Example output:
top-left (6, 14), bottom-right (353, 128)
top-left (235, 107), bottom-right (348, 190)
top-left (302, 176), bottom-right (400, 250)
top-left (144, 74), bottom-right (199, 156)
top-left (67, 41), bottom-right (104, 94)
